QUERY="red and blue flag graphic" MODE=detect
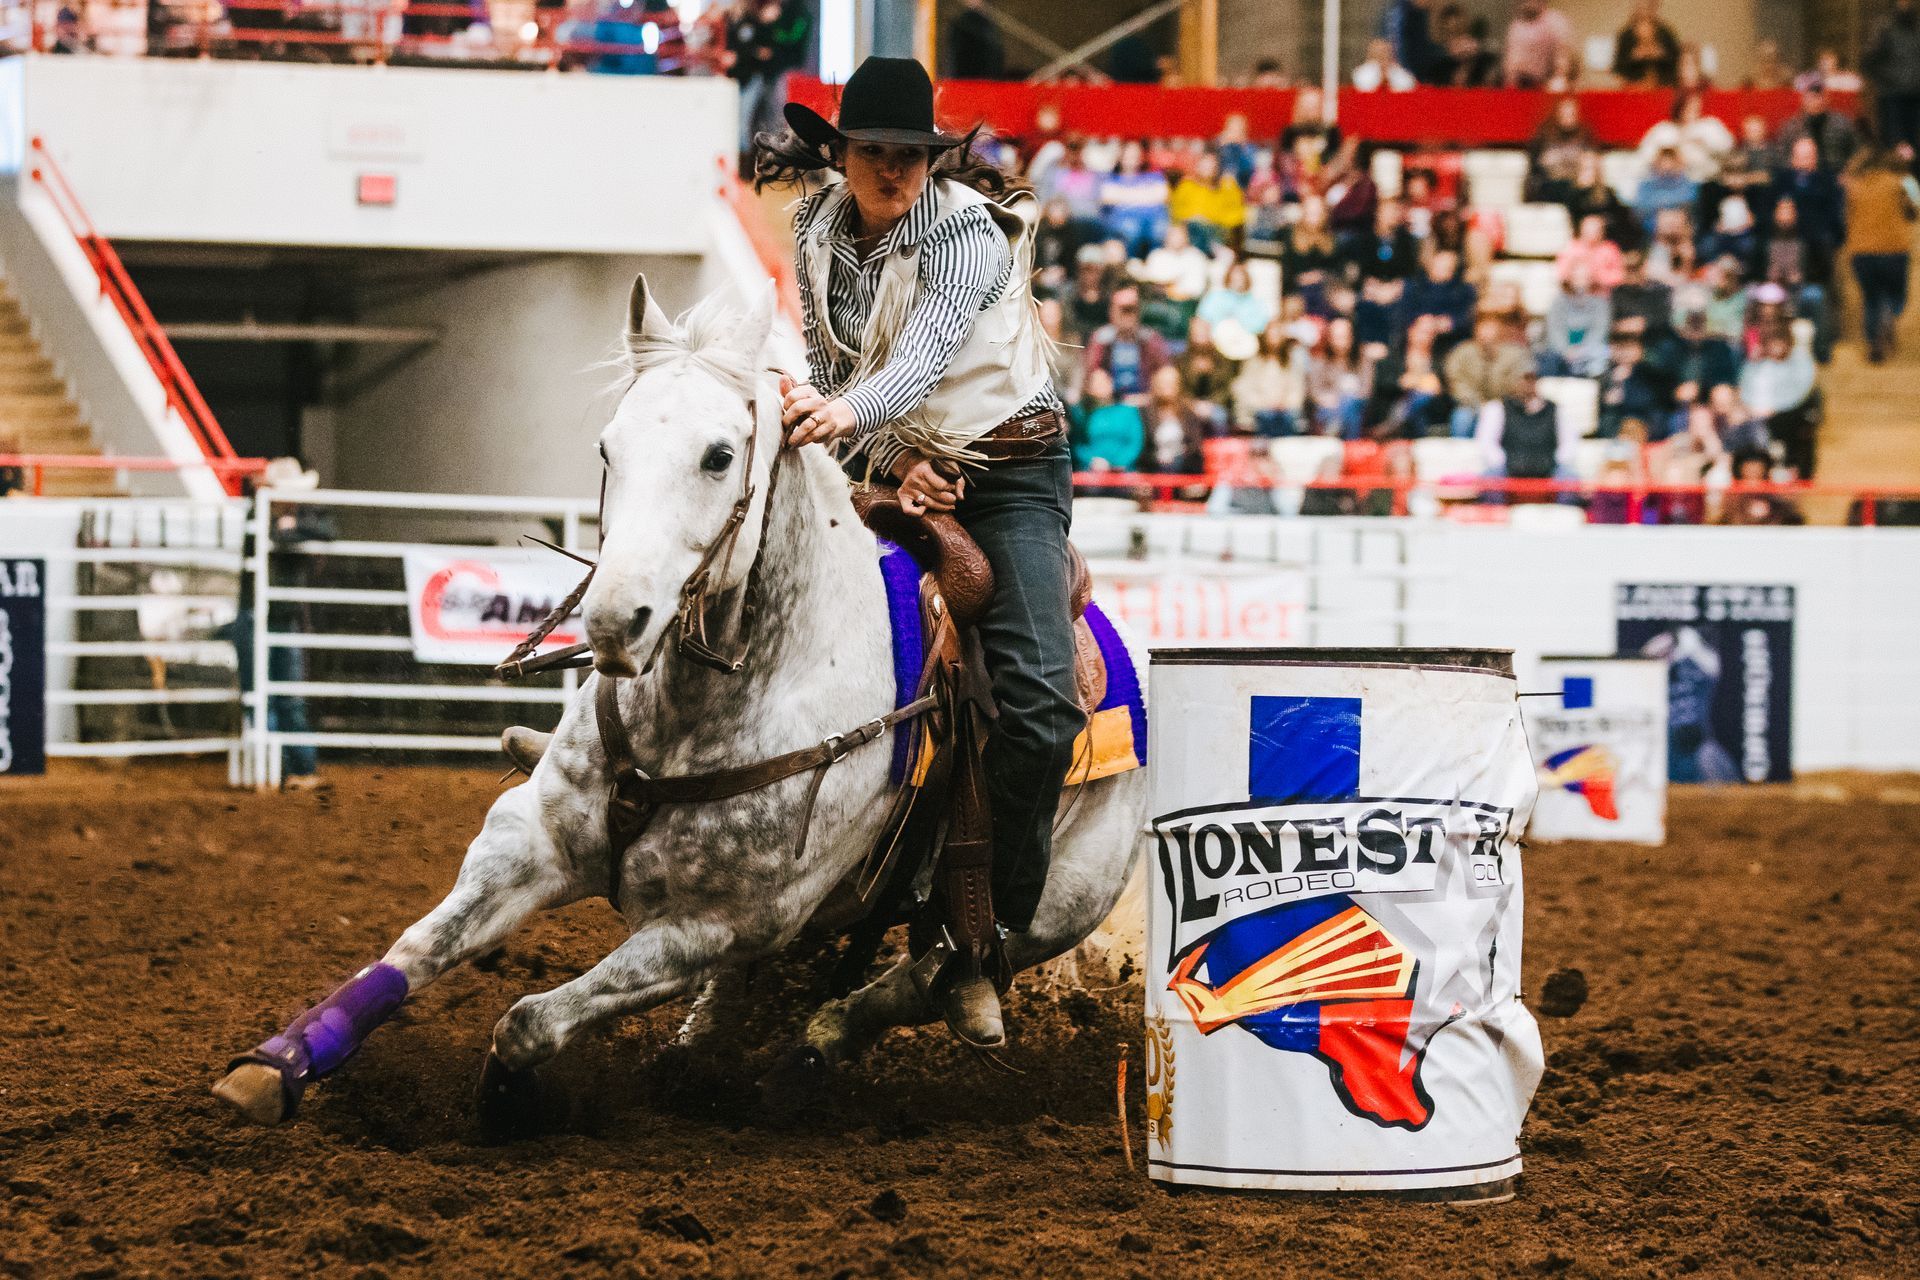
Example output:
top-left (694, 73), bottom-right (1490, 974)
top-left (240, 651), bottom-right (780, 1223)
top-left (1539, 744), bottom-right (1619, 820)
top-left (1165, 696), bottom-right (1436, 1130)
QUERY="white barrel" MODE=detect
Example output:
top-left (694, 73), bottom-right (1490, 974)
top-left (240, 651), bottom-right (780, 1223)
top-left (1143, 648), bottom-right (1544, 1199)
top-left (1525, 655), bottom-right (1669, 845)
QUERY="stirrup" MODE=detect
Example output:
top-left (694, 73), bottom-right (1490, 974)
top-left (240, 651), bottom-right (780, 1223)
top-left (908, 926), bottom-right (1012, 1050)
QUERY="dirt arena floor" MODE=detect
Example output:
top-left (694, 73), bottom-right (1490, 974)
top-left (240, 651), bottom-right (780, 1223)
top-left (2, 762), bottom-right (1916, 1279)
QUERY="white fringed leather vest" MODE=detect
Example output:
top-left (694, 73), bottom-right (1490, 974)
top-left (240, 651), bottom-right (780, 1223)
top-left (802, 177), bottom-right (1051, 461)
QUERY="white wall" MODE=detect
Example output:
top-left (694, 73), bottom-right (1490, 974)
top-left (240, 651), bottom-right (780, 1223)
top-left (16, 55), bottom-right (735, 254)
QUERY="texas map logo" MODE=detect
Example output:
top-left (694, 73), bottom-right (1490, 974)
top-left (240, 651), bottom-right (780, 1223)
top-left (1154, 695), bottom-right (1513, 1131)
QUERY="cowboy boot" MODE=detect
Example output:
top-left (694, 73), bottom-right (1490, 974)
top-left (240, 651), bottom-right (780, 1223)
top-left (501, 726), bottom-right (552, 774)
top-left (943, 973), bottom-right (1005, 1049)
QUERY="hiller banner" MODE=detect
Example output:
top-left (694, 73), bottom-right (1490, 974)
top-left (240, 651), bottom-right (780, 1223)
top-left (0, 558), bottom-right (47, 776)
top-left (1144, 652), bottom-right (1543, 1196)
top-left (400, 549), bottom-right (584, 666)
top-left (1614, 584), bottom-right (1795, 784)
top-left (1092, 563), bottom-right (1308, 646)
top-left (1525, 656), bottom-right (1668, 844)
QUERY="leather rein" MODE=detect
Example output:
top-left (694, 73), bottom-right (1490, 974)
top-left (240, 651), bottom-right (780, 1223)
top-left (496, 386), bottom-right (942, 901)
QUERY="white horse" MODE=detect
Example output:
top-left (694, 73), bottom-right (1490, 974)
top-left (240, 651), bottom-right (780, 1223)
top-left (214, 277), bottom-right (1149, 1127)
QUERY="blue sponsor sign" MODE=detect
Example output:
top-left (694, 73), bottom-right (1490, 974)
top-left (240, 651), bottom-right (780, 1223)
top-left (0, 557), bottom-right (46, 775)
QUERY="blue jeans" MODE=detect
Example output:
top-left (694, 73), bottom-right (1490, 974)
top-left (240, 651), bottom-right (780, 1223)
top-left (229, 611), bottom-right (317, 778)
top-left (1450, 404), bottom-right (1481, 438)
top-left (1315, 398), bottom-right (1365, 439)
top-left (1252, 409), bottom-right (1299, 438)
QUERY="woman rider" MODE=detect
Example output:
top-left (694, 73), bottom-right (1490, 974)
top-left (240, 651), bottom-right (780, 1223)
top-left (759, 57), bottom-right (1083, 1048)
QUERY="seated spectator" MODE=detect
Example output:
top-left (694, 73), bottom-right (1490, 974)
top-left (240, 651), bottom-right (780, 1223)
top-left (1720, 116), bottom-right (1780, 209)
top-left (1136, 222), bottom-right (1212, 304)
top-left (1544, 261), bottom-right (1614, 376)
top-left (1566, 150), bottom-right (1642, 249)
top-left (1774, 137), bottom-right (1845, 285)
top-left (1555, 213), bottom-right (1626, 289)
top-left (1100, 141), bottom-right (1171, 257)
top-left (1699, 196), bottom-right (1760, 272)
top-left (1774, 75), bottom-right (1860, 173)
top-left (1436, 5), bottom-right (1498, 86)
top-left (1216, 114), bottom-right (1258, 187)
top-left (1032, 199), bottom-right (1089, 295)
top-left (1198, 260), bottom-right (1277, 338)
top-left (1368, 314), bottom-right (1454, 439)
top-left (1065, 247), bottom-right (1116, 343)
top-left (1613, 0), bottom-right (1681, 87)
top-left (1324, 139), bottom-right (1382, 238)
top-left (1528, 97), bottom-right (1597, 204)
top-left (1354, 37), bottom-right (1417, 92)
top-left (1084, 286), bottom-right (1171, 403)
top-left (1443, 314), bottom-right (1531, 436)
top-left (1232, 321), bottom-right (1309, 437)
top-left (1638, 90), bottom-right (1735, 185)
top-left (1280, 194), bottom-right (1342, 296)
top-left (1176, 316), bottom-right (1236, 430)
top-left (1720, 448), bottom-right (1804, 525)
top-left (1747, 40), bottom-right (1794, 92)
top-left (1036, 143), bottom-right (1108, 241)
top-left (1612, 250), bottom-right (1676, 337)
top-left (1400, 249), bottom-right (1477, 348)
top-left (1344, 197), bottom-right (1422, 285)
top-left (1169, 151), bottom-right (1246, 253)
top-left (1739, 328), bottom-right (1818, 476)
top-left (1503, 0), bottom-right (1575, 89)
top-left (1597, 327), bottom-right (1675, 438)
top-left (1694, 385), bottom-right (1772, 456)
top-left (1306, 315), bottom-right (1373, 437)
top-left (1070, 368), bottom-right (1146, 494)
top-left (1427, 206), bottom-right (1495, 289)
top-left (1647, 208), bottom-right (1700, 288)
top-left (1279, 88), bottom-right (1341, 196)
top-left (1477, 367), bottom-right (1578, 494)
top-left (1242, 184), bottom-right (1289, 262)
top-left (1696, 258), bottom-right (1750, 343)
top-left (1656, 308), bottom-right (1741, 404)
top-left (1634, 147), bottom-right (1699, 238)
top-left (1244, 149), bottom-right (1282, 205)
top-left (1812, 47), bottom-right (1863, 95)
top-left (1398, 170), bottom-right (1444, 240)
top-left (1139, 365), bottom-right (1210, 495)
top-left (1586, 441), bottom-right (1646, 523)
top-left (1644, 425), bottom-right (1714, 523)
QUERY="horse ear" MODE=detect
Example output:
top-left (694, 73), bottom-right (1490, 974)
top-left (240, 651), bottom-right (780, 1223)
top-left (624, 274), bottom-right (674, 354)
top-left (720, 278), bottom-right (776, 367)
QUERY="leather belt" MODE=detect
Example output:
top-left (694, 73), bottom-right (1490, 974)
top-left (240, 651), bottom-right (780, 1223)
top-left (969, 406), bottom-right (1067, 462)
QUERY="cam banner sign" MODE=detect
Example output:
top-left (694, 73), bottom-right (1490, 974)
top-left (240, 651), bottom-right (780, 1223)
top-left (0, 558), bottom-right (47, 776)
top-left (1615, 584), bottom-right (1794, 784)
top-left (1525, 656), bottom-right (1667, 844)
top-left (1093, 563), bottom-right (1309, 646)
top-left (400, 548), bottom-right (585, 666)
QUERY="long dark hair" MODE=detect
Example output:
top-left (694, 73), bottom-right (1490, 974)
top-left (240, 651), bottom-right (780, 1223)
top-left (752, 123), bottom-right (1026, 199)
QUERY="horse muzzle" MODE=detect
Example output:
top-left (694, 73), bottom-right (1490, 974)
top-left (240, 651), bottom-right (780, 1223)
top-left (587, 604), bottom-right (652, 678)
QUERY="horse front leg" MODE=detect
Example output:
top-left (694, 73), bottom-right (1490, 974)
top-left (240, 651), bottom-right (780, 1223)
top-left (477, 917), bottom-right (735, 1124)
top-left (212, 783), bottom-right (587, 1125)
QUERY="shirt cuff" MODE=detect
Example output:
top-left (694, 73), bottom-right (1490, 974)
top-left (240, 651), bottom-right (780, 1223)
top-left (841, 385), bottom-right (893, 436)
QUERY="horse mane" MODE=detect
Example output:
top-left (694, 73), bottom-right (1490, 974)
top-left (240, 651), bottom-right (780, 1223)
top-left (621, 291), bottom-right (764, 403)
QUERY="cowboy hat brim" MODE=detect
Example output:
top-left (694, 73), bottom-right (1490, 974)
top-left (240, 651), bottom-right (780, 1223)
top-left (784, 102), bottom-right (965, 152)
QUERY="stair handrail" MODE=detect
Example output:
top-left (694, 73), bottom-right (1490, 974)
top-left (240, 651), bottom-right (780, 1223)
top-left (25, 136), bottom-right (244, 494)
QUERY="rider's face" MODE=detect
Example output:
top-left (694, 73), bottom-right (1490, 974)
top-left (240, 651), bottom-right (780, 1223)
top-left (841, 142), bottom-right (930, 230)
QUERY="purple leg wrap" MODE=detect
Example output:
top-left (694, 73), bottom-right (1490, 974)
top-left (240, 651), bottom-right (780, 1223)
top-left (233, 962), bottom-right (408, 1112)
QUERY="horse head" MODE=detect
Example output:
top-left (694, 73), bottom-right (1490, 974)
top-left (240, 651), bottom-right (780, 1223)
top-left (584, 274), bottom-right (777, 678)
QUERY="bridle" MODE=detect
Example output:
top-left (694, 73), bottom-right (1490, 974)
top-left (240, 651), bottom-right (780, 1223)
top-left (497, 387), bottom-right (785, 681)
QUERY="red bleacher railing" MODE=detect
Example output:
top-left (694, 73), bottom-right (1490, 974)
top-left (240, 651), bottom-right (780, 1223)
top-left (0, 453), bottom-right (268, 498)
top-left (1072, 470), bottom-right (1912, 526)
top-left (717, 158), bottom-right (805, 335)
top-left (27, 137), bottom-right (245, 496)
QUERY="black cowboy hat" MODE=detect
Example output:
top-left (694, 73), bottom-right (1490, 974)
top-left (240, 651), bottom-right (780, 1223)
top-left (784, 57), bottom-right (965, 151)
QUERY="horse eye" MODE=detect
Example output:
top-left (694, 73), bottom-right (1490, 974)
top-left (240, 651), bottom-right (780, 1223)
top-left (700, 443), bottom-right (735, 475)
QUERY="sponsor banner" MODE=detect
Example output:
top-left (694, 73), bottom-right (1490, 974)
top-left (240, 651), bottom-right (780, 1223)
top-left (400, 548), bottom-right (585, 666)
top-left (0, 558), bottom-right (47, 776)
top-left (1525, 657), bottom-right (1668, 844)
top-left (1092, 563), bottom-right (1308, 646)
top-left (1615, 584), bottom-right (1794, 784)
top-left (1145, 657), bottom-right (1542, 1194)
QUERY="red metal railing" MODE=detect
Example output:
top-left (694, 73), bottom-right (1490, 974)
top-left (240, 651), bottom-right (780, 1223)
top-left (717, 158), bottom-right (805, 334)
top-left (27, 137), bottom-right (245, 495)
top-left (0, 453), bottom-right (268, 498)
top-left (1072, 470), bottom-right (1916, 526)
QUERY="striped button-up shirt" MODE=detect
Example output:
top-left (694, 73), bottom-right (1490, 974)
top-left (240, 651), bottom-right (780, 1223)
top-left (795, 179), bottom-right (1059, 478)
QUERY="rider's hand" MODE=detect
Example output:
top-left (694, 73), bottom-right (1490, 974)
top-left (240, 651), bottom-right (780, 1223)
top-left (781, 376), bottom-right (857, 448)
top-left (893, 451), bottom-right (965, 516)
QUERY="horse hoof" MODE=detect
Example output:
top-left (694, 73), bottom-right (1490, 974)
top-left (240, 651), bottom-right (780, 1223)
top-left (476, 1049), bottom-right (542, 1140)
top-left (757, 1045), bottom-right (831, 1113)
top-left (212, 1062), bottom-right (290, 1126)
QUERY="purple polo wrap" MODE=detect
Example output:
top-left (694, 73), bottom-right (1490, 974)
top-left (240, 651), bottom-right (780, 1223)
top-left (246, 962), bottom-right (408, 1088)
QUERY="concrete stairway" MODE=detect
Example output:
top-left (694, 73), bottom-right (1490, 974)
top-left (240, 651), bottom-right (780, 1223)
top-left (0, 280), bottom-right (119, 497)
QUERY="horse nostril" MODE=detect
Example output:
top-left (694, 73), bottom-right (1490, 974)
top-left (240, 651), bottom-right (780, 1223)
top-left (626, 606), bottom-right (652, 645)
